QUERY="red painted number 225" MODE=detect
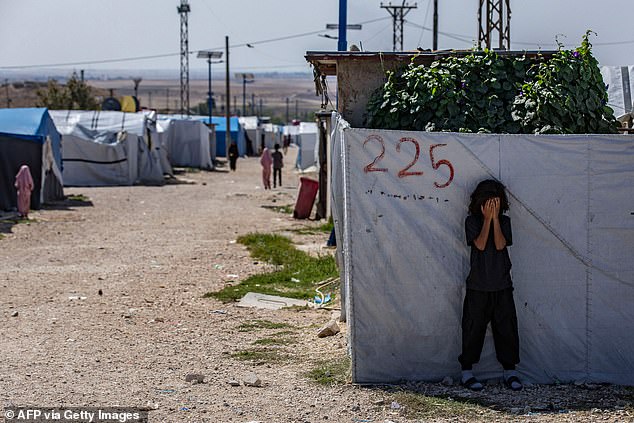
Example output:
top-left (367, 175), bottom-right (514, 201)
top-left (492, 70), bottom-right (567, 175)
top-left (363, 135), bottom-right (454, 188)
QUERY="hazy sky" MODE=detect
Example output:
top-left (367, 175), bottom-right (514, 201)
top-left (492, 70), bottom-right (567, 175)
top-left (0, 0), bottom-right (632, 76)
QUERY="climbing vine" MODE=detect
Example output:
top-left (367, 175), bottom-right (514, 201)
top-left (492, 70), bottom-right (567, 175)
top-left (366, 32), bottom-right (619, 134)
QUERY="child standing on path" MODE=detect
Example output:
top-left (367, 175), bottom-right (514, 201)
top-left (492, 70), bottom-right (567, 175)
top-left (15, 165), bottom-right (34, 219)
top-left (271, 144), bottom-right (283, 188)
top-left (260, 147), bottom-right (272, 190)
top-left (459, 179), bottom-right (523, 392)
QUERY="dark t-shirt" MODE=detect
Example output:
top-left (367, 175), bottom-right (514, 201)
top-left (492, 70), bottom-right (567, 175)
top-left (465, 214), bottom-right (513, 291)
top-left (272, 151), bottom-right (283, 169)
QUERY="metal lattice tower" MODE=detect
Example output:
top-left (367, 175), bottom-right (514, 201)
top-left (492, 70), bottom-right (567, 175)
top-left (380, 2), bottom-right (417, 52)
top-left (177, 0), bottom-right (191, 115)
top-left (478, 0), bottom-right (511, 50)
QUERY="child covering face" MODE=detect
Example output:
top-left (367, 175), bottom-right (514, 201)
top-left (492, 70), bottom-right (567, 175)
top-left (459, 179), bottom-right (523, 392)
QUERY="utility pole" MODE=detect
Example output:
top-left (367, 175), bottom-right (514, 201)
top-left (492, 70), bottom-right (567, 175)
top-left (285, 97), bottom-right (289, 123)
top-left (225, 35), bottom-right (231, 156)
top-left (133, 78), bottom-right (142, 99)
top-left (251, 93), bottom-right (255, 115)
top-left (259, 98), bottom-right (263, 117)
top-left (338, 0), bottom-right (348, 51)
top-left (177, 0), bottom-right (191, 115)
top-left (5, 79), bottom-right (11, 108)
top-left (478, 0), bottom-right (511, 50)
top-left (235, 73), bottom-right (254, 117)
top-left (433, 0), bottom-right (438, 50)
top-left (381, 1), bottom-right (417, 51)
top-left (295, 99), bottom-right (298, 120)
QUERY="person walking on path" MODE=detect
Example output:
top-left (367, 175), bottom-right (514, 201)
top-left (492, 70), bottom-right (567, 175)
top-left (459, 179), bottom-right (523, 392)
top-left (228, 141), bottom-right (239, 172)
top-left (260, 147), bottom-right (273, 190)
top-left (15, 165), bottom-right (34, 219)
top-left (272, 143), bottom-right (283, 188)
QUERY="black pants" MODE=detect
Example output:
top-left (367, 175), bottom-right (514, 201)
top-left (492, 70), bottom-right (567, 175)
top-left (458, 287), bottom-right (520, 370)
top-left (273, 168), bottom-right (282, 187)
top-left (229, 157), bottom-right (237, 171)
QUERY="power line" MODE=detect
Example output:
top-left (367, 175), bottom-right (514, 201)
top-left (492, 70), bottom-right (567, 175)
top-left (0, 17), bottom-right (390, 70)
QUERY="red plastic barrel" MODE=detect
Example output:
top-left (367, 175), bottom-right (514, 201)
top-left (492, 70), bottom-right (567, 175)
top-left (293, 177), bottom-right (319, 219)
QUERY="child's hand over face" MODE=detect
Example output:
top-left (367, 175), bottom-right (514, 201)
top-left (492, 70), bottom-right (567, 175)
top-left (481, 199), bottom-right (496, 221)
top-left (492, 197), bottom-right (500, 218)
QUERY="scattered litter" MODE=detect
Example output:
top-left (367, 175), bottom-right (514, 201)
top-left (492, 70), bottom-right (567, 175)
top-left (291, 277), bottom-right (300, 283)
top-left (317, 320), bottom-right (340, 338)
top-left (227, 380), bottom-right (240, 387)
top-left (98, 289), bottom-right (103, 296)
top-left (226, 274), bottom-right (239, 279)
top-left (314, 293), bottom-right (331, 305)
top-left (211, 310), bottom-right (227, 315)
top-left (179, 407), bottom-right (189, 412)
top-left (390, 401), bottom-right (401, 410)
top-left (229, 240), bottom-right (237, 244)
top-left (68, 295), bottom-right (87, 301)
top-left (214, 264), bottom-right (223, 269)
top-left (11, 311), bottom-right (18, 317)
top-left (156, 389), bottom-right (175, 394)
top-left (237, 292), bottom-right (311, 310)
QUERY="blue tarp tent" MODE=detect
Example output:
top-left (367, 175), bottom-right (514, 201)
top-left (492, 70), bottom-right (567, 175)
top-left (0, 108), bottom-right (64, 211)
top-left (211, 116), bottom-right (245, 158)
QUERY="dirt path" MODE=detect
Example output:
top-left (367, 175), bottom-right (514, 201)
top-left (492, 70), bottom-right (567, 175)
top-left (1, 148), bottom-right (632, 423)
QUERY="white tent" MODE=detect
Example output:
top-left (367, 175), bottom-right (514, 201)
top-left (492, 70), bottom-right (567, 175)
top-left (50, 111), bottom-right (165, 186)
top-left (332, 114), bottom-right (634, 386)
top-left (294, 122), bottom-right (318, 171)
top-left (601, 66), bottom-right (634, 119)
top-left (260, 123), bottom-right (282, 150)
top-left (239, 116), bottom-right (259, 156)
top-left (156, 117), bottom-right (213, 169)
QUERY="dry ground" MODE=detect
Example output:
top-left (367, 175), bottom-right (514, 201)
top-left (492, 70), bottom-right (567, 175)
top-left (1, 149), bottom-right (632, 423)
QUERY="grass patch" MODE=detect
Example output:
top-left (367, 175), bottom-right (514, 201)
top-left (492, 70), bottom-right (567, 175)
top-left (66, 194), bottom-right (89, 202)
top-left (237, 319), bottom-right (295, 332)
top-left (205, 233), bottom-right (338, 302)
top-left (231, 348), bottom-right (289, 363)
top-left (305, 356), bottom-right (351, 386)
top-left (253, 336), bottom-right (296, 346)
top-left (0, 233), bottom-right (4, 240)
top-left (287, 218), bottom-right (333, 236)
top-left (392, 391), bottom-right (498, 420)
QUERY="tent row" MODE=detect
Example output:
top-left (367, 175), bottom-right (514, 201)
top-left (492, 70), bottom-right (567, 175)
top-left (50, 110), bottom-right (215, 187)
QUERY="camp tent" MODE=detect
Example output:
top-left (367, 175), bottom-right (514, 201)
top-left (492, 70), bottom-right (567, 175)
top-left (294, 122), bottom-right (318, 171)
top-left (601, 66), bottom-right (634, 119)
top-left (331, 113), bottom-right (634, 386)
top-left (50, 110), bottom-right (165, 186)
top-left (239, 116), bottom-right (259, 156)
top-left (212, 116), bottom-right (246, 158)
top-left (259, 123), bottom-right (282, 151)
top-left (0, 108), bottom-right (64, 211)
top-left (156, 115), bottom-right (213, 169)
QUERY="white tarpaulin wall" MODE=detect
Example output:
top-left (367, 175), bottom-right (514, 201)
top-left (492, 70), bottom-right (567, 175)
top-left (332, 115), bottom-right (634, 385)
top-left (60, 126), bottom-right (138, 186)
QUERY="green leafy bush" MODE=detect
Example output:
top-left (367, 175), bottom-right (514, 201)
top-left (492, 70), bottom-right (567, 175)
top-left (367, 32), bottom-right (618, 134)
